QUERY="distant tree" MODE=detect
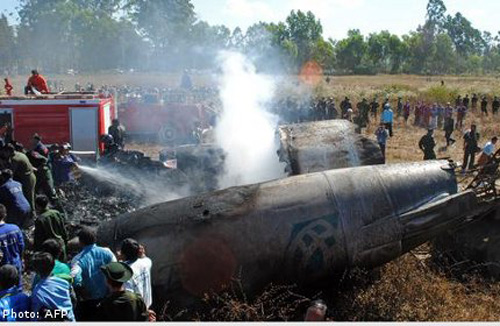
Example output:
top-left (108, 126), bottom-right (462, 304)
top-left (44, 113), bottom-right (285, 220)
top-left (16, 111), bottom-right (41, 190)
top-left (72, 0), bottom-right (121, 13)
top-left (241, 22), bottom-right (287, 71)
top-left (16, 0), bottom-right (146, 72)
top-left (402, 31), bottom-right (434, 74)
top-left (0, 14), bottom-right (16, 73)
top-left (367, 32), bottom-right (387, 69)
top-left (466, 55), bottom-right (483, 74)
top-left (17, 0), bottom-right (78, 72)
top-left (335, 29), bottom-right (367, 74)
top-left (483, 47), bottom-right (500, 74)
top-left (285, 10), bottom-right (323, 66)
top-left (444, 12), bottom-right (485, 57)
top-left (244, 22), bottom-right (273, 52)
top-left (311, 38), bottom-right (335, 71)
top-left (366, 31), bottom-right (406, 73)
top-left (188, 21), bottom-right (231, 68)
top-left (7, 0), bottom-right (500, 75)
top-left (230, 27), bottom-right (244, 49)
top-left (428, 33), bottom-right (455, 74)
top-left (426, 0), bottom-right (447, 34)
top-left (387, 33), bottom-right (408, 73)
top-left (125, 0), bottom-right (196, 69)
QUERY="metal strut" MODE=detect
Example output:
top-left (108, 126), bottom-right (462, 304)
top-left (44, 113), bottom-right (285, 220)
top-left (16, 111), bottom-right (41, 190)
top-left (466, 148), bottom-right (500, 201)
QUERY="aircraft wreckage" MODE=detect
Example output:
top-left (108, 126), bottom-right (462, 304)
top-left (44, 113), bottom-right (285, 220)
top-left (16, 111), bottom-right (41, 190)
top-left (94, 120), bottom-right (500, 305)
top-left (97, 160), bottom-right (500, 303)
top-left (170, 120), bottom-right (384, 193)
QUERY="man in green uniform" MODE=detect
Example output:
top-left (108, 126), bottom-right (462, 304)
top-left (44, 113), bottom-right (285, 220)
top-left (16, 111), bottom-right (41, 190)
top-left (34, 195), bottom-right (68, 261)
top-left (419, 129), bottom-right (437, 160)
top-left (3, 144), bottom-right (36, 212)
top-left (97, 262), bottom-right (149, 321)
top-left (355, 98), bottom-right (370, 131)
top-left (28, 150), bottom-right (58, 203)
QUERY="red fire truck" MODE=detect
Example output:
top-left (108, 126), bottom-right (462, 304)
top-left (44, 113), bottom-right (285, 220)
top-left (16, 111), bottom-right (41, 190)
top-left (118, 91), bottom-right (215, 145)
top-left (0, 94), bottom-right (116, 156)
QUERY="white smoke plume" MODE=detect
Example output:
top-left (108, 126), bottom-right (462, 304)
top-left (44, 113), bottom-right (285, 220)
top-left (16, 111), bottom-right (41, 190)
top-left (215, 51), bottom-right (286, 188)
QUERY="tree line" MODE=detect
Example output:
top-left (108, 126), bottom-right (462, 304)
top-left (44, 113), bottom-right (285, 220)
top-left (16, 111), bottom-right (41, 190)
top-left (0, 0), bottom-right (499, 75)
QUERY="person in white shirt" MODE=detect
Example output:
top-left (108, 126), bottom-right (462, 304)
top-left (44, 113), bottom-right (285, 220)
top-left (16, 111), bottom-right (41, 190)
top-left (477, 136), bottom-right (498, 167)
top-left (120, 238), bottom-right (153, 309)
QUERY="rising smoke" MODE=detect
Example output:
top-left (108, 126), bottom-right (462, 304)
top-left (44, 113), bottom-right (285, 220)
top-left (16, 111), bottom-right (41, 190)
top-left (79, 165), bottom-right (190, 207)
top-left (215, 51), bottom-right (286, 188)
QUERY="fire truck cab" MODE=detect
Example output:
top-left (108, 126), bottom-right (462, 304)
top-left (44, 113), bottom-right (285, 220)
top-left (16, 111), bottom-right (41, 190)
top-left (0, 94), bottom-right (116, 157)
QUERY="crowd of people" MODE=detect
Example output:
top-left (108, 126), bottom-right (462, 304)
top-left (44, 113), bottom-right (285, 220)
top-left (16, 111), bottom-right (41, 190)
top-left (273, 93), bottom-right (500, 171)
top-left (0, 130), bottom-right (154, 321)
top-left (369, 94), bottom-right (499, 171)
top-left (0, 218), bottom-right (154, 321)
top-left (0, 133), bottom-right (82, 228)
top-left (273, 93), bottom-right (500, 126)
top-left (3, 70), bottom-right (219, 108)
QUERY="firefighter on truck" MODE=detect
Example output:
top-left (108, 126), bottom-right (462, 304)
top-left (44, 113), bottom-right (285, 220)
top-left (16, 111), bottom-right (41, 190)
top-left (25, 70), bottom-right (50, 95)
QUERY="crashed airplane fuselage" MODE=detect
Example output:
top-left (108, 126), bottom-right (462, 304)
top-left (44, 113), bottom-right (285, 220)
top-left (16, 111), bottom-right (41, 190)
top-left (98, 160), bottom-right (492, 303)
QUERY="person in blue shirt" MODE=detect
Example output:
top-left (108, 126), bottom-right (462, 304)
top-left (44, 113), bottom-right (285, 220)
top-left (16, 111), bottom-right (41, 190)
top-left (0, 265), bottom-right (31, 321)
top-left (32, 239), bottom-right (72, 289)
top-left (70, 226), bottom-right (116, 321)
top-left (0, 169), bottom-right (32, 228)
top-left (51, 144), bottom-right (80, 186)
top-left (375, 123), bottom-right (390, 163)
top-left (31, 252), bottom-right (75, 321)
top-left (381, 103), bottom-right (394, 137)
top-left (0, 204), bottom-right (25, 280)
top-left (31, 133), bottom-right (49, 158)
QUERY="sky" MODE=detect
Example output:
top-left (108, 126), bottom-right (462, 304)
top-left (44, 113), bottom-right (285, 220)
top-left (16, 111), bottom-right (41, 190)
top-left (1, 0), bottom-right (498, 40)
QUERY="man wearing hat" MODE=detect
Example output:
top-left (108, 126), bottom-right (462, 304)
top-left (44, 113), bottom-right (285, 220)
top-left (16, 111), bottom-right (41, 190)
top-left (419, 129), bottom-right (437, 160)
top-left (97, 262), bottom-right (149, 321)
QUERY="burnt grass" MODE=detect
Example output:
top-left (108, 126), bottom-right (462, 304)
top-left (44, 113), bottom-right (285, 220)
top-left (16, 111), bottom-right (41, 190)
top-left (60, 182), bottom-right (136, 227)
top-left (47, 180), bottom-right (500, 321)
